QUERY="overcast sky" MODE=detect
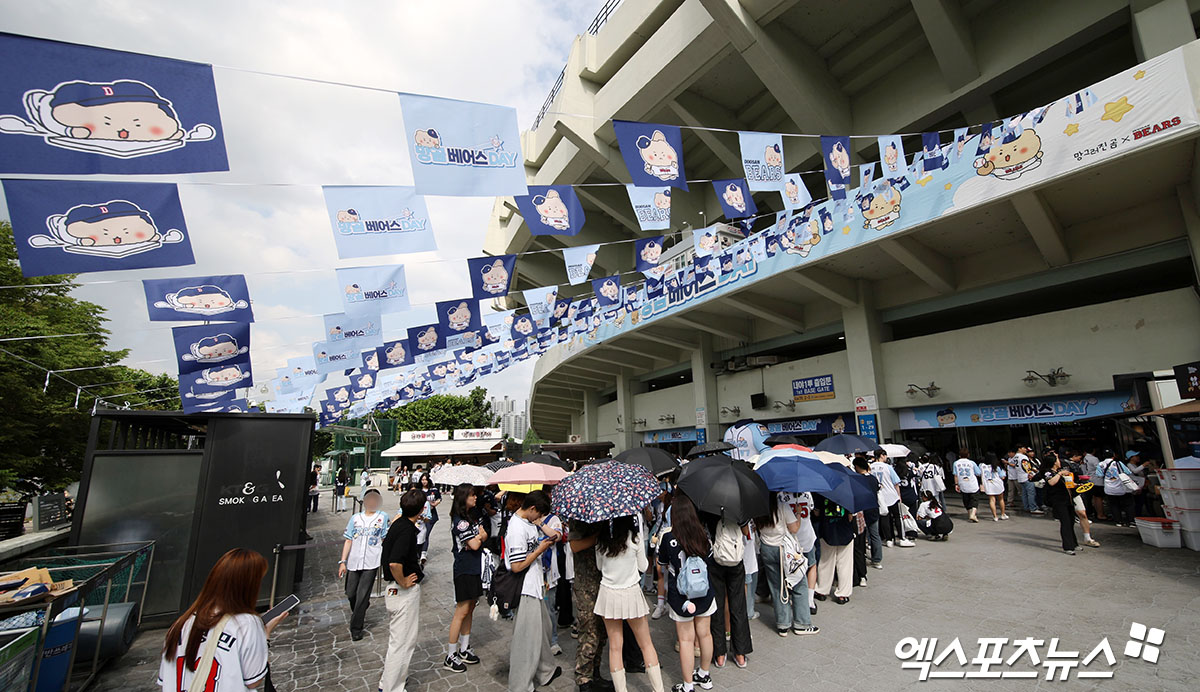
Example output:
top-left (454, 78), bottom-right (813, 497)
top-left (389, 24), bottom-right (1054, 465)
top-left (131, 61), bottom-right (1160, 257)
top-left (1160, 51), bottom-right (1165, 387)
top-left (0, 0), bottom-right (602, 406)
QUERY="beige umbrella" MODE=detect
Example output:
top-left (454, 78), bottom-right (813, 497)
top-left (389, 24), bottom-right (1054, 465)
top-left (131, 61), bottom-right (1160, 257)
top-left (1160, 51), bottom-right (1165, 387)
top-left (814, 450), bottom-right (852, 466)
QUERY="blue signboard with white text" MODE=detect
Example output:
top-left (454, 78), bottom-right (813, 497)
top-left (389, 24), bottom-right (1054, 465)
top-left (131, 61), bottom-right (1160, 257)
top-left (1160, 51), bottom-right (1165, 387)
top-left (791, 374), bottom-right (835, 403)
top-left (898, 390), bottom-right (1140, 429)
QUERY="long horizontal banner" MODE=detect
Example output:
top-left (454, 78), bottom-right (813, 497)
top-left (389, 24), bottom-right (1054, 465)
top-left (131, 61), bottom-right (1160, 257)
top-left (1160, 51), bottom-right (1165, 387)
top-left (898, 390), bottom-right (1141, 429)
top-left (544, 49), bottom-right (1198, 362)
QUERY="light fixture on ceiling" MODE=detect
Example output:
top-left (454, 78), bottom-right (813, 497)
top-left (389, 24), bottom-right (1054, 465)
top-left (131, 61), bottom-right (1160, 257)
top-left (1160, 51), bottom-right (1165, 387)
top-left (773, 400), bottom-right (796, 411)
top-left (1023, 368), bottom-right (1071, 387)
top-left (658, 414), bottom-right (676, 424)
top-left (906, 382), bottom-right (941, 398)
top-left (632, 418), bottom-right (646, 427)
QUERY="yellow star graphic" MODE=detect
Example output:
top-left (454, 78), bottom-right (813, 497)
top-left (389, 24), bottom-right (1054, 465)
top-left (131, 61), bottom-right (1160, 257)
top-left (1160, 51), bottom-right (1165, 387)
top-left (1133, 70), bottom-right (1146, 80)
top-left (915, 175), bottom-right (933, 187)
top-left (1101, 97), bottom-right (1134, 123)
top-left (944, 182), bottom-right (953, 190)
top-left (842, 226), bottom-right (851, 235)
top-left (1064, 123), bottom-right (1080, 136)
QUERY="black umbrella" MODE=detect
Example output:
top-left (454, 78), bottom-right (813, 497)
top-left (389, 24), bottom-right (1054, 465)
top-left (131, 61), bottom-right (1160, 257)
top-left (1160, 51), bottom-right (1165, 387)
top-left (484, 460), bottom-right (516, 472)
top-left (614, 447), bottom-right (680, 479)
top-left (677, 453), bottom-right (769, 523)
top-left (520, 453), bottom-right (571, 469)
top-left (814, 433), bottom-right (881, 455)
top-left (898, 439), bottom-right (928, 455)
top-left (685, 440), bottom-right (736, 458)
top-left (764, 434), bottom-right (808, 447)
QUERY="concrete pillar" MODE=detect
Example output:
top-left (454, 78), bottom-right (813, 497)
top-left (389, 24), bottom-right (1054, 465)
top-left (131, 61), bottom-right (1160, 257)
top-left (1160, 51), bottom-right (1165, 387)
top-left (692, 333), bottom-right (721, 445)
top-left (616, 371), bottom-right (638, 453)
top-left (841, 280), bottom-right (899, 441)
top-left (1132, 0), bottom-right (1197, 61)
top-left (581, 390), bottom-right (600, 442)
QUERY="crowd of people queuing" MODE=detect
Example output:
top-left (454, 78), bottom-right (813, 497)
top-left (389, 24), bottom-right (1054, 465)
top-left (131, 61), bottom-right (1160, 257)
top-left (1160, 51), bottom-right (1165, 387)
top-left (162, 443), bottom-right (1165, 692)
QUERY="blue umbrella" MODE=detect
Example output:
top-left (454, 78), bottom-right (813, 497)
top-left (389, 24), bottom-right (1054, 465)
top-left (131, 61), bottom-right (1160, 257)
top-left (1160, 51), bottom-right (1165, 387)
top-left (817, 463), bottom-right (877, 513)
top-left (753, 448), bottom-right (842, 493)
top-left (814, 433), bottom-right (881, 455)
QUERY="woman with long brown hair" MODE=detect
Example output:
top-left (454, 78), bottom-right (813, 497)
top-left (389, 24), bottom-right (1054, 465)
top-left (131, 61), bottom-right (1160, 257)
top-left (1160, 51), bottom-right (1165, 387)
top-left (158, 548), bottom-right (289, 691)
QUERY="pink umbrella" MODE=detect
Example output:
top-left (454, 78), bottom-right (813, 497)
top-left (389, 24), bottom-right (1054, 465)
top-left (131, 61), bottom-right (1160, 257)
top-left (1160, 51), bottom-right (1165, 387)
top-left (485, 462), bottom-right (568, 486)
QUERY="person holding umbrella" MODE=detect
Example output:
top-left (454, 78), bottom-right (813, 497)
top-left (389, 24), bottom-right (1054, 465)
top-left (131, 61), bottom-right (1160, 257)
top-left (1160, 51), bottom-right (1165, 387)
top-left (657, 493), bottom-right (716, 692)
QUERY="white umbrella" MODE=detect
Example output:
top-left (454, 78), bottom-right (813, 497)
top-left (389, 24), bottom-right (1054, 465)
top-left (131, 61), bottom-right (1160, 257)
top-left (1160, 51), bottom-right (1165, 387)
top-left (431, 465), bottom-right (491, 487)
top-left (879, 443), bottom-right (912, 458)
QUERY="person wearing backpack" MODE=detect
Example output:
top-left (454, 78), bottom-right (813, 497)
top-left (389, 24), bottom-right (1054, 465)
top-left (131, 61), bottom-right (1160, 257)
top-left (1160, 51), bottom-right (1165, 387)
top-left (1100, 451), bottom-right (1135, 527)
top-left (657, 494), bottom-right (715, 692)
top-left (701, 512), bottom-right (753, 669)
top-left (813, 496), bottom-right (855, 605)
top-left (755, 491), bottom-right (819, 638)
top-left (594, 514), bottom-right (663, 692)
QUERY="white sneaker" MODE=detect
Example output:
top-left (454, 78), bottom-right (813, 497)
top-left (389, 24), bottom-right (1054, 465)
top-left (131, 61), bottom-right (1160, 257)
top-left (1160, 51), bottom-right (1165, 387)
top-left (651, 602), bottom-right (668, 620)
top-left (885, 540), bottom-right (894, 548)
top-left (551, 643), bottom-right (563, 656)
top-left (897, 539), bottom-right (915, 547)
top-left (993, 517), bottom-right (999, 522)
top-left (1001, 514), bottom-right (1010, 520)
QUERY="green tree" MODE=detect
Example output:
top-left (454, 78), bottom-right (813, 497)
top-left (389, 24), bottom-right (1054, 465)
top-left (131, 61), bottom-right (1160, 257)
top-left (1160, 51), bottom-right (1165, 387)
top-left (0, 222), bottom-right (178, 492)
top-left (378, 386), bottom-right (498, 432)
top-left (522, 427), bottom-right (547, 453)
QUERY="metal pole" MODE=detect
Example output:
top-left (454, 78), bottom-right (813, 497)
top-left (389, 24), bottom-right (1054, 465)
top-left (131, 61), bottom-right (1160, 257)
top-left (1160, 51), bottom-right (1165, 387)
top-left (137, 543), bottom-right (154, 627)
top-left (269, 543), bottom-right (282, 607)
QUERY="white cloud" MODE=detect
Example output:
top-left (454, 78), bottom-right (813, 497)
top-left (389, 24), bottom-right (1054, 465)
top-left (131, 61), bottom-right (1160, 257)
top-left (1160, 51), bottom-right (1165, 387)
top-left (0, 0), bottom-right (602, 405)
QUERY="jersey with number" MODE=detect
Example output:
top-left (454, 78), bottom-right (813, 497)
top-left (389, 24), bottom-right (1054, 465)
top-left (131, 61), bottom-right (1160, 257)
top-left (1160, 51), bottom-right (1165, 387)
top-left (779, 491), bottom-right (817, 553)
top-left (157, 613), bottom-right (268, 692)
top-left (343, 510), bottom-right (390, 571)
top-left (952, 459), bottom-right (981, 494)
top-left (723, 422), bottom-right (770, 461)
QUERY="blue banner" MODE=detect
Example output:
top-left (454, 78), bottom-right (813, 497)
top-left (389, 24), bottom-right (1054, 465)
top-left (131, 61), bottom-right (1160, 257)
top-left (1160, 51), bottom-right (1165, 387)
top-left (779, 173), bottom-right (811, 211)
top-left (857, 414), bottom-right (878, 442)
top-left (820, 135), bottom-right (851, 200)
top-left (514, 185), bottom-right (586, 237)
top-left (467, 254), bottom-right (515, 299)
top-left (408, 323), bottom-right (445, 356)
top-left (766, 414), bottom-right (855, 436)
top-left (312, 339), bottom-right (363, 376)
top-left (0, 34), bottom-right (227, 174)
top-left (397, 94), bottom-right (525, 196)
top-left (713, 178), bottom-right (757, 219)
top-left (435, 298), bottom-right (482, 342)
top-left (737, 131), bottom-right (784, 191)
top-left (509, 313), bottom-right (541, 341)
top-left (323, 308), bottom-right (383, 349)
top-left (613, 120), bottom-right (687, 190)
top-left (335, 264), bottom-right (410, 315)
top-left (625, 184), bottom-right (671, 231)
top-left (562, 243), bottom-right (599, 285)
top-left (635, 235), bottom-right (664, 275)
top-left (898, 390), bottom-right (1138, 429)
top-left (186, 354), bottom-right (253, 393)
top-left (180, 384), bottom-right (234, 413)
top-left (143, 274), bottom-right (253, 322)
top-left (3, 179), bottom-right (194, 277)
top-left (322, 186), bottom-right (436, 259)
top-left (172, 323), bottom-right (250, 375)
top-left (693, 225), bottom-right (720, 258)
top-left (377, 338), bottom-right (413, 370)
top-left (592, 275), bottom-right (621, 312)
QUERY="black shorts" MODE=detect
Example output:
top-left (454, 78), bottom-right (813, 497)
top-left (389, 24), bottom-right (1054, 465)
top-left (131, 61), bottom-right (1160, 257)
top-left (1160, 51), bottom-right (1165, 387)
top-left (454, 574), bottom-right (483, 603)
top-left (961, 491), bottom-right (978, 510)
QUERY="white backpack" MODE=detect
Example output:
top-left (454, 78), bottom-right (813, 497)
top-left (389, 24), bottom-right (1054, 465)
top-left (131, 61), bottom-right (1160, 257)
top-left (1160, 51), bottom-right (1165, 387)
top-left (711, 518), bottom-right (745, 566)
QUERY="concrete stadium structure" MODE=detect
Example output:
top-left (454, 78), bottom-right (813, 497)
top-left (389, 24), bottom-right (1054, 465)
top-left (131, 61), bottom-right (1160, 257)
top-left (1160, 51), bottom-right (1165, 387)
top-left (484, 0), bottom-right (1200, 459)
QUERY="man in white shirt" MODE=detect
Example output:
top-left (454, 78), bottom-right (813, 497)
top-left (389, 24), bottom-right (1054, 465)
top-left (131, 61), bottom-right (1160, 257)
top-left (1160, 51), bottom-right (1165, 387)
top-left (952, 453), bottom-right (982, 523)
top-left (505, 491), bottom-right (562, 692)
top-left (1011, 446), bottom-right (1040, 514)
top-left (339, 489), bottom-right (390, 640)
top-left (869, 453), bottom-right (914, 548)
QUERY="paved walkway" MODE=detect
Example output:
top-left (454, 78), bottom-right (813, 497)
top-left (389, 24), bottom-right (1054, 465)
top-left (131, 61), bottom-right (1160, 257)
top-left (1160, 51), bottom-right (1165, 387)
top-left (96, 492), bottom-right (1200, 691)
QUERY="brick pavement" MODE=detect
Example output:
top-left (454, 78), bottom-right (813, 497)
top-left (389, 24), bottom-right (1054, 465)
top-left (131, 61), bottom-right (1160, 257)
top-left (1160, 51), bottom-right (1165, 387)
top-left (94, 491), bottom-right (1200, 691)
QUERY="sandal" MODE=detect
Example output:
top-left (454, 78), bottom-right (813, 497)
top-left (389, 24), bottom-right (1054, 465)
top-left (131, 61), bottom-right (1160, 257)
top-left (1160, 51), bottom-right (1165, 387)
top-left (734, 655), bottom-right (747, 669)
top-left (813, 592), bottom-right (827, 602)
top-left (833, 596), bottom-right (850, 605)
top-left (714, 655), bottom-right (726, 669)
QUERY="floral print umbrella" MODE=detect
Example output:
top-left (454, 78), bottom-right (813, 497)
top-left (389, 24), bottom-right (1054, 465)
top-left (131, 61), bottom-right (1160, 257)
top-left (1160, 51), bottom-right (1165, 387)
top-left (550, 460), bottom-right (660, 522)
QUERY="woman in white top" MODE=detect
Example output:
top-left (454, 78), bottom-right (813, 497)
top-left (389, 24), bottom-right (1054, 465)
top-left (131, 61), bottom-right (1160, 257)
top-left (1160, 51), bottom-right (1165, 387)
top-left (594, 514), bottom-right (664, 692)
top-left (159, 548), bottom-right (289, 692)
top-left (754, 492), bottom-right (818, 637)
top-left (915, 492), bottom-right (954, 540)
top-left (980, 454), bottom-right (1009, 521)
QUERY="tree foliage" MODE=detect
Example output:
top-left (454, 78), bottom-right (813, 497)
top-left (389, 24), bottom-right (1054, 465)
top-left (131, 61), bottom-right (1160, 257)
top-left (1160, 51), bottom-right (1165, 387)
top-left (377, 386), bottom-right (498, 432)
top-left (522, 428), bottom-right (547, 452)
top-left (0, 222), bottom-right (178, 493)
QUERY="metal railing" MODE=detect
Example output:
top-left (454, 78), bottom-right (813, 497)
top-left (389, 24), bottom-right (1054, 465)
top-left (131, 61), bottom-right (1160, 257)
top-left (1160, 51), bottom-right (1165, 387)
top-left (531, 0), bottom-right (624, 131)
